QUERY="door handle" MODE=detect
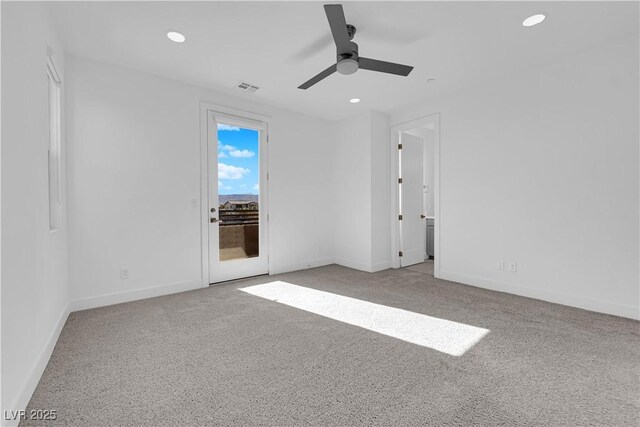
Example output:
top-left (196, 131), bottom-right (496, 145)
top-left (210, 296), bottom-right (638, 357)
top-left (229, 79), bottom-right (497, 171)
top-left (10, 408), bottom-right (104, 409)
top-left (421, 214), bottom-right (426, 219)
top-left (210, 218), bottom-right (218, 223)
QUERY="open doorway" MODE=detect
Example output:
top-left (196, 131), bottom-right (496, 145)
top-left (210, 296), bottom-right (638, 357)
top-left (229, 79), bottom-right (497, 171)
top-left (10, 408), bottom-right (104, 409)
top-left (390, 114), bottom-right (440, 277)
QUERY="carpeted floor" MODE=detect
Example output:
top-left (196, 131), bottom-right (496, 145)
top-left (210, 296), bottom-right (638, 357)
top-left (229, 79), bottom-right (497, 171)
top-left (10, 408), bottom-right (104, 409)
top-left (405, 258), bottom-right (434, 275)
top-left (24, 263), bottom-right (639, 426)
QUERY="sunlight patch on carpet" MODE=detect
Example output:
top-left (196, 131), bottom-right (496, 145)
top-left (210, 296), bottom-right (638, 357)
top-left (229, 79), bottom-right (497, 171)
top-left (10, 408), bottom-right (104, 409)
top-left (239, 281), bottom-right (489, 356)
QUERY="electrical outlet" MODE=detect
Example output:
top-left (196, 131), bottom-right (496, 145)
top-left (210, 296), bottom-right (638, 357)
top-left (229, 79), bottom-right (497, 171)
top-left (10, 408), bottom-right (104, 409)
top-left (120, 269), bottom-right (129, 280)
top-left (509, 262), bottom-right (517, 272)
top-left (498, 261), bottom-right (504, 270)
top-left (191, 199), bottom-right (198, 208)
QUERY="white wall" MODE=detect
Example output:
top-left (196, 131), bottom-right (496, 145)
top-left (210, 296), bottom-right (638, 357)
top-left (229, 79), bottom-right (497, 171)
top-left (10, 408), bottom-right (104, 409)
top-left (332, 112), bottom-right (373, 271)
top-left (389, 34), bottom-right (640, 319)
top-left (332, 110), bottom-right (392, 273)
top-left (423, 128), bottom-right (436, 216)
top-left (65, 56), bottom-right (335, 308)
top-left (402, 127), bottom-right (435, 217)
top-left (1, 2), bottom-right (69, 422)
top-left (370, 111), bottom-right (391, 271)
top-left (420, 128), bottom-right (435, 218)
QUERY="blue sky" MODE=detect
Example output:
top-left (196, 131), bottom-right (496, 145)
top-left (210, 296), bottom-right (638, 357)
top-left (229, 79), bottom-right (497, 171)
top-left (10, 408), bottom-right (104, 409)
top-left (217, 123), bottom-right (259, 195)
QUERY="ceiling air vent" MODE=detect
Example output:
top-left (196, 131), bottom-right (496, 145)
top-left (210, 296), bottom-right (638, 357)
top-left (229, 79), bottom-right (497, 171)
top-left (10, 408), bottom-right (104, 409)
top-left (236, 81), bottom-right (260, 94)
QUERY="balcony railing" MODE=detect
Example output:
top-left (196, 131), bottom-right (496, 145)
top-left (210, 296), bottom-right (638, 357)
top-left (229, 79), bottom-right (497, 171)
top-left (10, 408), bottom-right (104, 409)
top-left (219, 209), bottom-right (259, 226)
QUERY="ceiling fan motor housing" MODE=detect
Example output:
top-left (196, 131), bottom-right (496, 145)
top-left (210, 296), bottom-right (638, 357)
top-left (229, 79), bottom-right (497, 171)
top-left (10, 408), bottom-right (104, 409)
top-left (297, 5), bottom-right (413, 89)
top-left (337, 41), bottom-right (359, 75)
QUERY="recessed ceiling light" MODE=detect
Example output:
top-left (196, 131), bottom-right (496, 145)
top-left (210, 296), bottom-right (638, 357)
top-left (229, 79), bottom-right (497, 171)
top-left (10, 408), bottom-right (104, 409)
top-left (166, 31), bottom-right (186, 43)
top-left (350, 98), bottom-right (360, 104)
top-left (522, 14), bottom-right (545, 27)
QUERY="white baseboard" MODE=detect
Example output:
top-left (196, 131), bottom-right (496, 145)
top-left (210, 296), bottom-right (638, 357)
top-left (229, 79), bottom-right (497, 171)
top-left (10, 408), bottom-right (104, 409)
top-left (370, 261), bottom-right (391, 272)
top-left (2, 305), bottom-right (70, 427)
top-left (333, 257), bottom-right (375, 273)
top-left (334, 257), bottom-right (392, 273)
top-left (69, 280), bottom-right (203, 312)
top-left (269, 258), bottom-right (334, 275)
top-left (439, 270), bottom-right (640, 320)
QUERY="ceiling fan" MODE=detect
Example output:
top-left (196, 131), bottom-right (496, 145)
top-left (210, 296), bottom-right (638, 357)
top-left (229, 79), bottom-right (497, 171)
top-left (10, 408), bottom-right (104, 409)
top-left (298, 4), bottom-right (414, 90)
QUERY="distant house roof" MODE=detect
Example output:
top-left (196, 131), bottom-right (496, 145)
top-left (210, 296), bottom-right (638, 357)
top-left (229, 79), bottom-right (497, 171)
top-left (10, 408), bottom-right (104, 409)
top-left (224, 200), bottom-right (258, 205)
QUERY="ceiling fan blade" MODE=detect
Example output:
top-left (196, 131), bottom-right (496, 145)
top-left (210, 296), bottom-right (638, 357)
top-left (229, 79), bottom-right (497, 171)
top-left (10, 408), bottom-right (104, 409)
top-left (324, 4), bottom-right (352, 55)
top-left (359, 57), bottom-right (414, 76)
top-left (298, 64), bottom-right (338, 90)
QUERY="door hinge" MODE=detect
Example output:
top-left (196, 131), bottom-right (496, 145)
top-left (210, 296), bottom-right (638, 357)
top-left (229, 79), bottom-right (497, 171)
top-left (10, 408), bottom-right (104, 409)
top-left (399, 251), bottom-right (404, 257)
top-left (398, 143), bottom-right (403, 149)
top-left (267, 173), bottom-right (269, 181)
top-left (398, 177), bottom-right (403, 184)
top-left (398, 215), bottom-right (403, 220)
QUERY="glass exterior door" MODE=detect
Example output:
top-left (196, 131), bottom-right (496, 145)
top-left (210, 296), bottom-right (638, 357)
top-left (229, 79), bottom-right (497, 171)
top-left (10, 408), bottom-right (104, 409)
top-left (208, 112), bottom-right (268, 283)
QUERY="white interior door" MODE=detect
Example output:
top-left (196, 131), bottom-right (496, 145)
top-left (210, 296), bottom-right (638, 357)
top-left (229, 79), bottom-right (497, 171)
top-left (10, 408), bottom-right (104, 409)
top-left (208, 111), bottom-right (268, 283)
top-left (400, 132), bottom-right (427, 267)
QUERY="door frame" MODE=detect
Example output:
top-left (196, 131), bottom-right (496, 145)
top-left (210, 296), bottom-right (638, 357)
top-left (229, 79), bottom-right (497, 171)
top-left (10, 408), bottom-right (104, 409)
top-left (199, 101), bottom-right (271, 286)
top-left (389, 113), bottom-right (441, 276)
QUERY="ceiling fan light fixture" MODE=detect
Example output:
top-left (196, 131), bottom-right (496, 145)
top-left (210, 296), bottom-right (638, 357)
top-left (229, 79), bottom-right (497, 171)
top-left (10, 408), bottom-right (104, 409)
top-left (522, 14), bottom-right (545, 27)
top-left (166, 31), bottom-right (186, 43)
top-left (337, 58), bottom-right (359, 75)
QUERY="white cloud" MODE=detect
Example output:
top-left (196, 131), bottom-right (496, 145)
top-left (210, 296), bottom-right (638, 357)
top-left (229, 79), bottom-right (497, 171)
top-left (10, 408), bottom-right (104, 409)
top-left (252, 184), bottom-right (259, 191)
top-left (229, 149), bottom-right (255, 158)
top-left (218, 143), bottom-right (254, 157)
top-left (218, 163), bottom-right (250, 180)
top-left (218, 124), bottom-right (240, 131)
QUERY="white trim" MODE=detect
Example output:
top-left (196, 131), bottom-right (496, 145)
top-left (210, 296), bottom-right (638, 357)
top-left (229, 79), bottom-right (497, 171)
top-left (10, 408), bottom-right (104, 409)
top-left (69, 280), bottom-right (202, 312)
top-left (47, 55), bottom-right (61, 84)
top-left (199, 101), bottom-right (271, 286)
top-left (389, 113), bottom-right (441, 276)
top-left (334, 258), bottom-right (374, 272)
top-left (440, 270), bottom-right (640, 320)
top-left (4, 305), bottom-right (70, 427)
top-left (207, 111), bottom-right (269, 283)
top-left (433, 117), bottom-right (440, 277)
top-left (199, 101), bottom-right (271, 123)
top-left (211, 111), bottom-right (267, 131)
top-left (333, 258), bottom-right (381, 273)
top-left (268, 258), bottom-right (334, 275)
top-left (200, 104), bottom-right (209, 288)
top-left (47, 65), bottom-right (63, 231)
top-left (370, 261), bottom-right (392, 273)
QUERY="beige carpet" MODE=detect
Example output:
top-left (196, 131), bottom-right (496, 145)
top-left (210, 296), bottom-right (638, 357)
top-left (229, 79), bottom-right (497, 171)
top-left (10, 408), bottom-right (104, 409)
top-left (24, 263), bottom-right (639, 426)
top-left (405, 259), bottom-right (434, 275)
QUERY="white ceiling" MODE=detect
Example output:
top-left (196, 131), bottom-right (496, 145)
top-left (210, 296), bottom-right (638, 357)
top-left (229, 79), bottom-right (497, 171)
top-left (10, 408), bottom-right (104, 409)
top-left (48, 1), bottom-right (639, 121)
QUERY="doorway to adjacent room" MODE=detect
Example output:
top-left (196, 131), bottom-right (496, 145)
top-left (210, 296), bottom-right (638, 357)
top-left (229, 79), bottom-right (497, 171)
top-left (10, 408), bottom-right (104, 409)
top-left (391, 114), bottom-right (439, 276)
